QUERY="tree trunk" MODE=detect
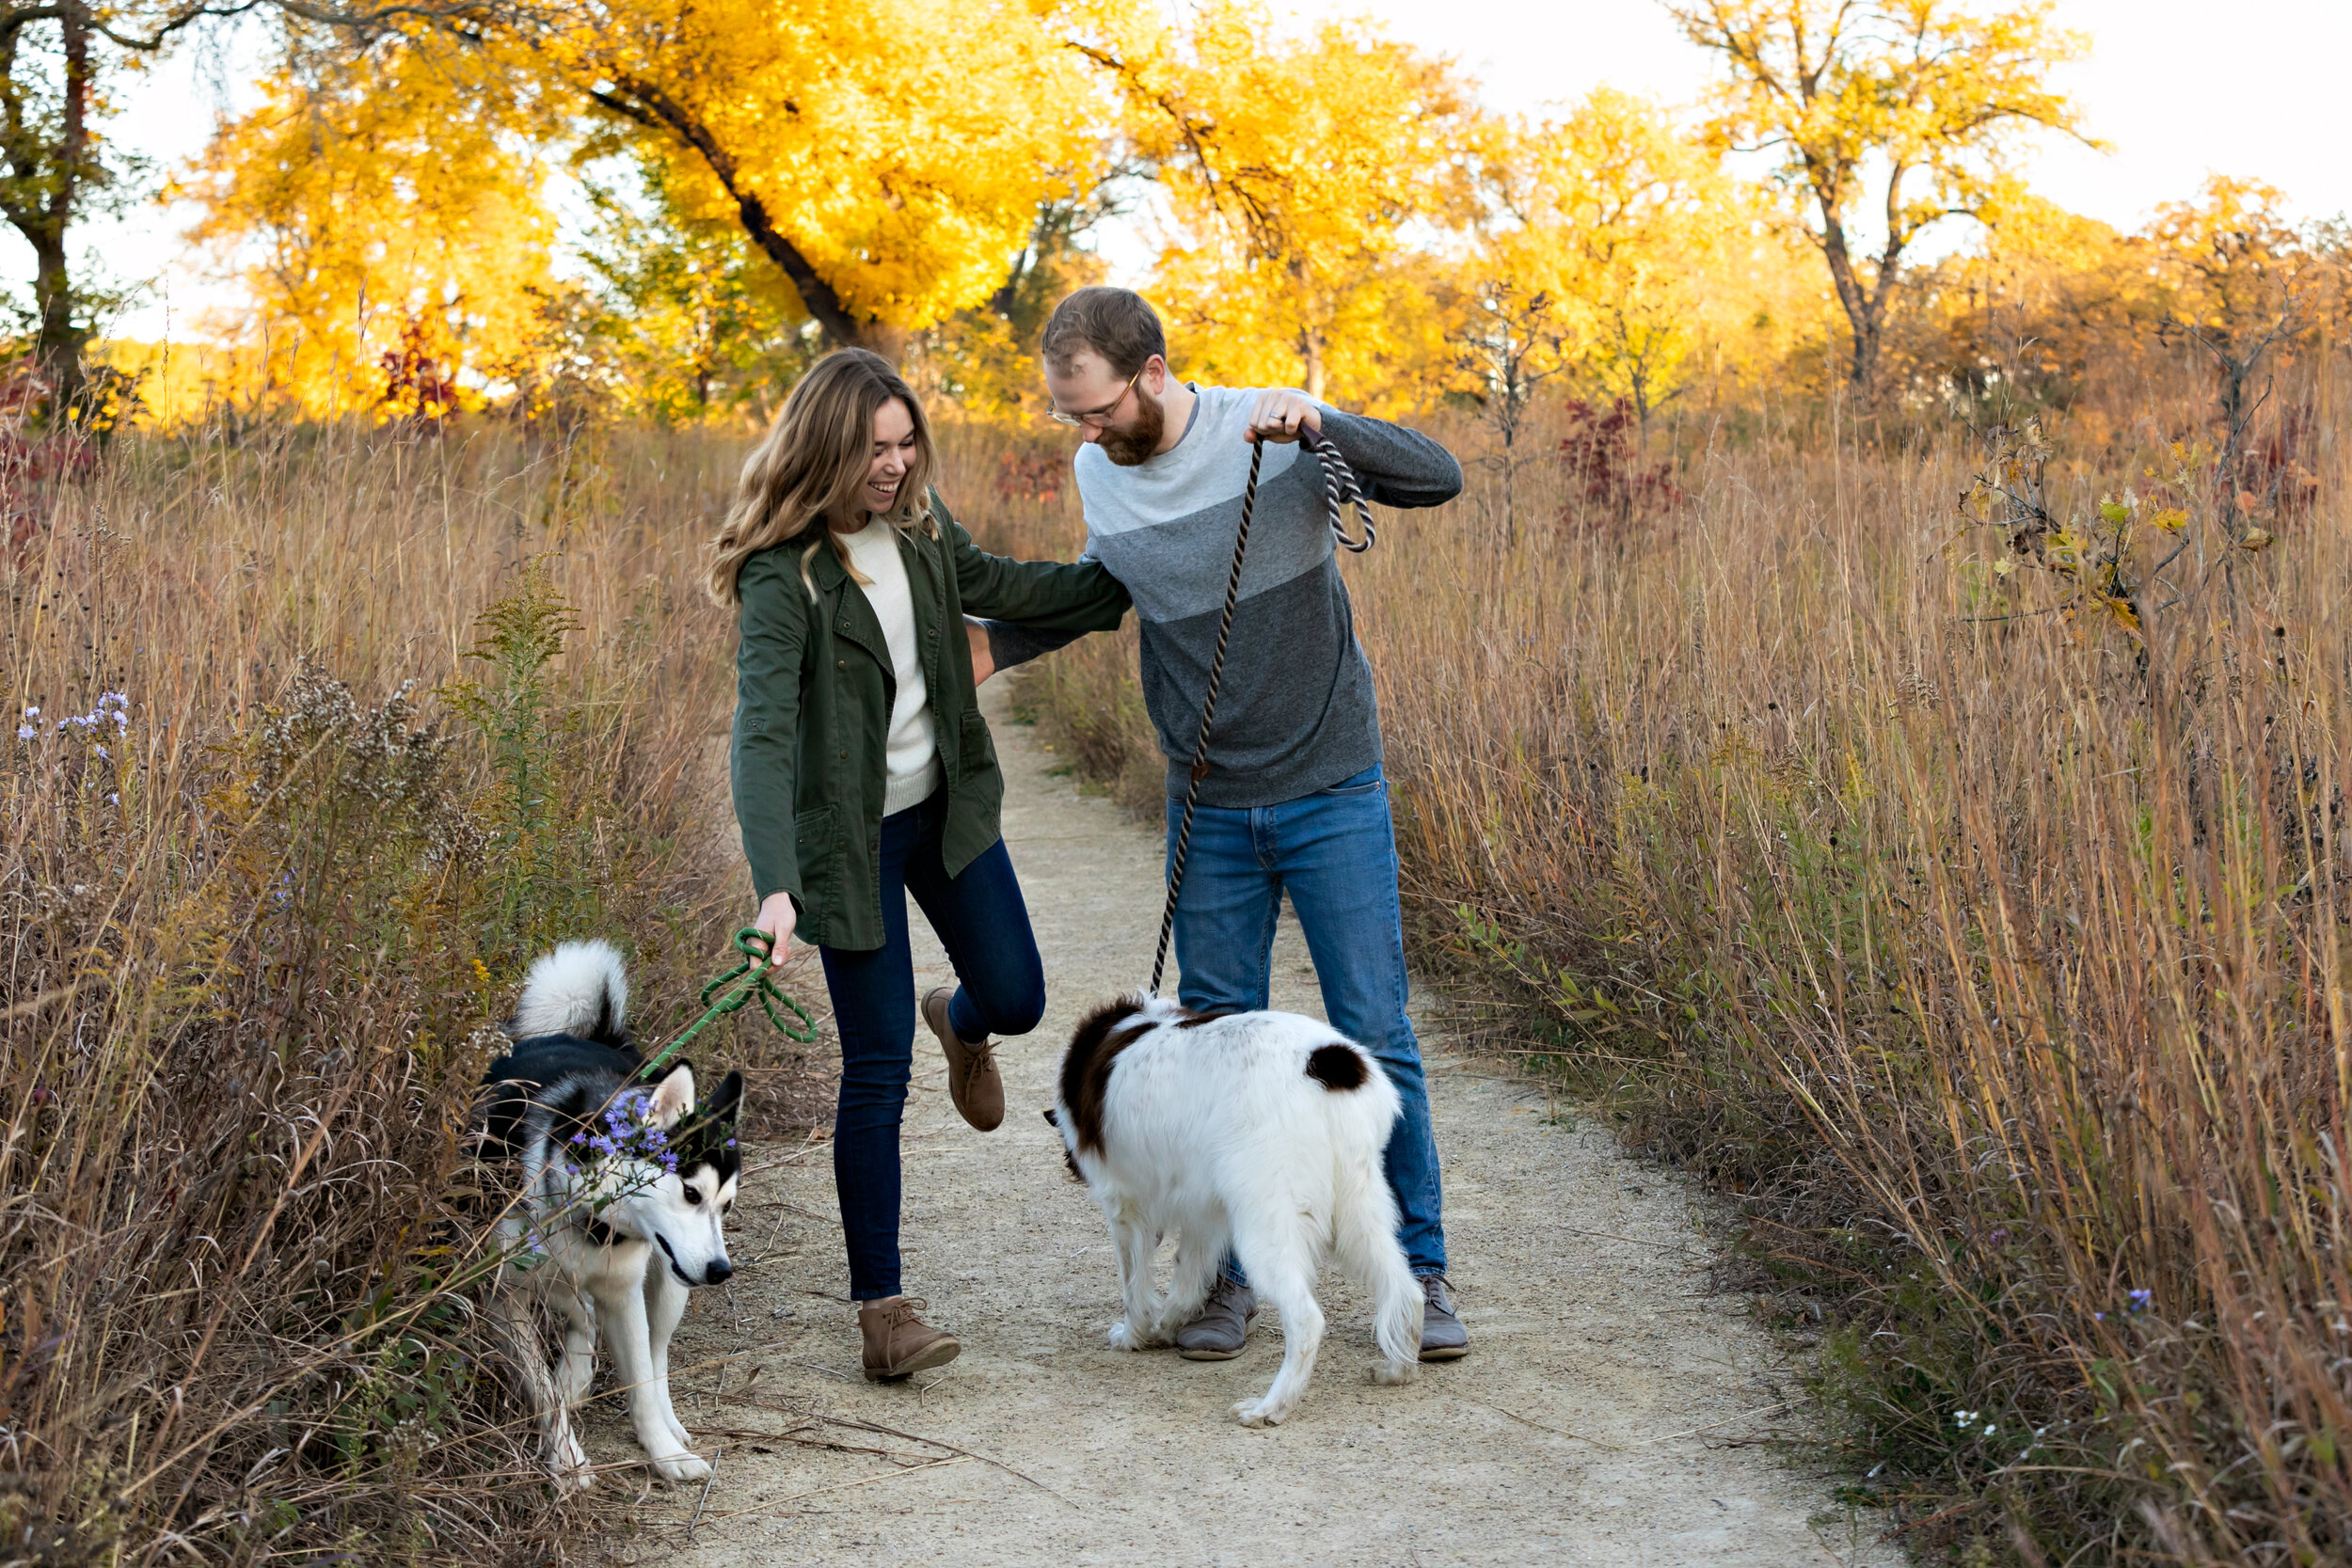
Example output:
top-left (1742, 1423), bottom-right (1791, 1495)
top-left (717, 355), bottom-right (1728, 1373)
top-left (594, 78), bottom-right (903, 363)
top-left (853, 320), bottom-right (908, 365)
top-left (1811, 207), bottom-right (1883, 399)
top-left (30, 230), bottom-right (74, 396)
top-left (36, 1), bottom-right (89, 405)
top-left (1300, 326), bottom-right (1326, 401)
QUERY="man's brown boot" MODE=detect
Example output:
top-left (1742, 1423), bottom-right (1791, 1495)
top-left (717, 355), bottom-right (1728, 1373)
top-left (923, 987), bottom-right (1005, 1132)
top-left (858, 1296), bottom-right (961, 1382)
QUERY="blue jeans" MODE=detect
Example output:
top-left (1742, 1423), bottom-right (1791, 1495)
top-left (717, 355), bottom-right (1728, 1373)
top-left (1164, 764), bottom-right (1447, 1278)
top-left (819, 790), bottom-right (1046, 1301)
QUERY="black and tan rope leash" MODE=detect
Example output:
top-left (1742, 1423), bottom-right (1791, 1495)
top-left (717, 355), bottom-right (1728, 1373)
top-left (1149, 429), bottom-right (1377, 997)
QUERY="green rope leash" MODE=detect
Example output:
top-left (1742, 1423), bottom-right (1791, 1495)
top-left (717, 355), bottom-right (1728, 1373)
top-left (638, 927), bottom-right (818, 1080)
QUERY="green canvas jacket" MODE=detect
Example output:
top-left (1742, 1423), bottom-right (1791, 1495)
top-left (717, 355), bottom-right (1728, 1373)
top-left (729, 492), bottom-right (1129, 951)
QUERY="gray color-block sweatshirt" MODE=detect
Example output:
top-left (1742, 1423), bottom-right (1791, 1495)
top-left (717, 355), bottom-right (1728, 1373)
top-left (984, 387), bottom-right (1462, 807)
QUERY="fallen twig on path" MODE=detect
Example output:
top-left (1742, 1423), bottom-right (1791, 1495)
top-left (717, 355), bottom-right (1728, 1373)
top-left (704, 1455), bottom-right (975, 1519)
top-left (1628, 1399), bottom-right (1800, 1449)
top-left (686, 1444), bottom-right (724, 1539)
top-left (1470, 1400), bottom-right (1623, 1451)
top-left (818, 1415), bottom-right (1075, 1508)
top-left (1549, 1223), bottom-right (1702, 1252)
top-left (741, 1127), bottom-right (828, 1176)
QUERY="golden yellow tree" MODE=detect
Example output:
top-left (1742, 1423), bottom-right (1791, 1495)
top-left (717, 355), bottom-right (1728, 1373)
top-left (183, 31), bottom-right (564, 418)
top-left (1079, 3), bottom-right (1483, 406)
top-left (504, 0), bottom-right (1107, 357)
top-left (1483, 89), bottom-right (1753, 427)
top-left (1667, 0), bottom-right (2091, 395)
top-left (2148, 177), bottom-right (2313, 338)
top-left (576, 166), bottom-right (820, 425)
top-left (2146, 176), bottom-right (2335, 483)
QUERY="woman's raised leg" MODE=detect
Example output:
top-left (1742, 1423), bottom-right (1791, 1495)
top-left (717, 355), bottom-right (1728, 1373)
top-left (903, 795), bottom-right (1048, 1041)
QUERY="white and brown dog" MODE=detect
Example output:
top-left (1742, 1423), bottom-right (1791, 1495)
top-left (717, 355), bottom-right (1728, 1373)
top-left (1048, 992), bottom-right (1422, 1425)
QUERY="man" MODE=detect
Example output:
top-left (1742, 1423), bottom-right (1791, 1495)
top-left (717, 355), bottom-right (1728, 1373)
top-left (981, 286), bottom-right (1470, 1362)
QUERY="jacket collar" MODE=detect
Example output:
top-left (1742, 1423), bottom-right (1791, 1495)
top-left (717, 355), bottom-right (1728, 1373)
top-left (807, 528), bottom-right (850, 593)
top-left (809, 517), bottom-right (945, 672)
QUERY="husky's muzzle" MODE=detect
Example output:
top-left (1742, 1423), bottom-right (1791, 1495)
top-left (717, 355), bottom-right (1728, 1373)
top-left (655, 1233), bottom-right (734, 1288)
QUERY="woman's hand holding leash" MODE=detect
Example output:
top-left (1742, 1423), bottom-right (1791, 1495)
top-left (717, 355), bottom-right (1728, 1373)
top-left (754, 892), bottom-right (799, 970)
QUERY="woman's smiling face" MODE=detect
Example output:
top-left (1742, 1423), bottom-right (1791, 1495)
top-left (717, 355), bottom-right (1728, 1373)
top-left (864, 397), bottom-right (916, 515)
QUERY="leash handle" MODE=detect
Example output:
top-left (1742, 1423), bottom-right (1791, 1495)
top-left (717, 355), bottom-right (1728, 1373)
top-left (1300, 429), bottom-right (1378, 553)
top-left (640, 927), bottom-right (818, 1079)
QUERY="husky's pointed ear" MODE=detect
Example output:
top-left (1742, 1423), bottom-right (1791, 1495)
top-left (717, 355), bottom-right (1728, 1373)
top-left (702, 1069), bottom-right (744, 1130)
top-left (647, 1060), bottom-right (696, 1129)
top-left (675, 1069), bottom-right (744, 1169)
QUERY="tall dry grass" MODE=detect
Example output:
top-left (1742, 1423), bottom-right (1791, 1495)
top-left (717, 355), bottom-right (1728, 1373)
top-left (996, 388), bottom-right (2352, 1561)
top-left (0, 420), bottom-right (807, 1561)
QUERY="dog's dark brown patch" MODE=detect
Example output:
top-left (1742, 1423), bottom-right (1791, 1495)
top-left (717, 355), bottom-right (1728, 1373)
top-left (1175, 1008), bottom-right (1236, 1029)
top-left (1058, 996), bottom-right (1146, 1156)
top-left (1305, 1043), bottom-right (1369, 1092)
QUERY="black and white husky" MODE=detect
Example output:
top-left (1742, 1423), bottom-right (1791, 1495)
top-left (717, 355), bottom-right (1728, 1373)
top-left (480, 940), bottom-right (743, 1484)
top-left (1048, 993), bottom-right (1422, 1426)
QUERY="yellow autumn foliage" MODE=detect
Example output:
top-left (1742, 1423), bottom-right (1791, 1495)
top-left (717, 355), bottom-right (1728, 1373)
top-left (179, 32), bottom-right (565, 419)
top-left (525, 0), bottom-right (1106, 346)
top-left (1483, 87), bottom-right (1812, 420)
top-left (145, 0), bottom-right (2350, 432)
top-left (1089, 2), bottom-right (1482, 410)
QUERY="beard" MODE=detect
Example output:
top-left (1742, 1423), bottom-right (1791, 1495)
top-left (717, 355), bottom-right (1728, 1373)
top-left (1096, 382), bottom-right (1166, 467)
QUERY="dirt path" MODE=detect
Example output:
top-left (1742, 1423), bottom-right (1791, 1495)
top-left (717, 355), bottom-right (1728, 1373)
top-left (617, 688), bottom-right (1898, 1566)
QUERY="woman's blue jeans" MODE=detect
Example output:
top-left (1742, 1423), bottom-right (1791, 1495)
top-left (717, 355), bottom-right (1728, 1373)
top-left (1165, 763), bottom-right (1449, 1280)
top-left (818, 789), bottom-right (1046, 1301)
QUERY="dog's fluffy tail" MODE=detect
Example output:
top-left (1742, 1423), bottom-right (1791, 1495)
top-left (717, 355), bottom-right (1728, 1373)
top-left (512, 939), bottom-right (629, 1045)
top-left (1331, 1138), bottom-right (1422, 1383)
top-left (1369, 1252), bottom-right (1425, 1380)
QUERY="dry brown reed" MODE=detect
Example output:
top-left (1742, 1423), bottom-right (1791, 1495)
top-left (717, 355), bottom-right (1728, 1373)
top-left (995, 386), bottom-right (2352, 1562)
top-left (0, 420), bottom-right (813, 1562)
top-left (9, 368), bottom-right (2344, 1561)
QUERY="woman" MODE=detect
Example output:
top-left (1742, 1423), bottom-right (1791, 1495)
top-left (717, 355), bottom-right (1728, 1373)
top-left (710, 349), bottom-right (1127, 1382)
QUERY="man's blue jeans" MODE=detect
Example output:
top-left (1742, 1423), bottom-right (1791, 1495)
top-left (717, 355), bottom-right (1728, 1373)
top-left (1164, 763), bottom-right (1447, 1279)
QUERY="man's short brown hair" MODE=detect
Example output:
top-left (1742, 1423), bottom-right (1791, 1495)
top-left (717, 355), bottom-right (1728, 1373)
top-left (1041, 287), bottom-right (1167, 379)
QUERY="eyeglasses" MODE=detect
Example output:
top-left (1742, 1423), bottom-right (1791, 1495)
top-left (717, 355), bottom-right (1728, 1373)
top-left (1049, 365), bottom-right (1144, 429)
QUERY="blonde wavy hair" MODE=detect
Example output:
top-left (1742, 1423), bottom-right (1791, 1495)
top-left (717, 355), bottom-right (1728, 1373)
top-left (706, 348), bottom-right (941, 606)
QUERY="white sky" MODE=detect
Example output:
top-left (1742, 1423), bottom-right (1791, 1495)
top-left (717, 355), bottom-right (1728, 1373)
top-left (85, 0), bottom-right (2352, 341)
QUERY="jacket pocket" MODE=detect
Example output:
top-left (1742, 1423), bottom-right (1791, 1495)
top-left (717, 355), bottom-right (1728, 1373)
top-left (793, 805), bottom-right (836, 907)
top-left (956, 709), bottom-right (997, 781)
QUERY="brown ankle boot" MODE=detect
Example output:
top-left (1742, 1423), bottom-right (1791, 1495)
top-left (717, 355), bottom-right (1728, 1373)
top-left (923, 987), bottom-right (1005, 1132)
top-left (858, 1296), bottom-right (961, 1382)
